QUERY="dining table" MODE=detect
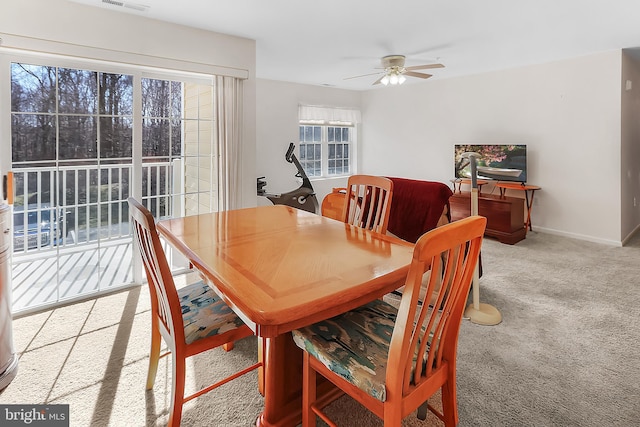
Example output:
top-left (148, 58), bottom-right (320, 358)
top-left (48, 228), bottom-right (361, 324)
top-left (156, 204), bottom-right (415, 427)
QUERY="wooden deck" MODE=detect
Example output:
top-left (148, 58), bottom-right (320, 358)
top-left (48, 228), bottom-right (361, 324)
top-left (11, 239), bottom-right (134, 314)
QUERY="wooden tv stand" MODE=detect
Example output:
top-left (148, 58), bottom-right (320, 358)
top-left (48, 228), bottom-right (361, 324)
top-left (449, 191), bottom-right (526, 244)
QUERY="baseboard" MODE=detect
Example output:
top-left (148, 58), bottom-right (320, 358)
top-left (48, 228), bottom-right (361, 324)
top-left (13, 283), bottom-right (142, 319)
top-left (533, 226), bottom-right (622, 247)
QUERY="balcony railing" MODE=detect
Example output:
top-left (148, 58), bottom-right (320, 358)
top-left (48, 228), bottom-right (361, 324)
top-left (10, 160), bottom-right (181, 314)
top-left (11, 161), bottom-right (178, 253)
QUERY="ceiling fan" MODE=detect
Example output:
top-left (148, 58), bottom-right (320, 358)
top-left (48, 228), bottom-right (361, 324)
top-left (345, 55), bottom-right (444, 86)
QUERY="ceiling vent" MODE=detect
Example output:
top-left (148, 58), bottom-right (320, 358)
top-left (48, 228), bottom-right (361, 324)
top-left (101, 0), bottom-right (149, 12)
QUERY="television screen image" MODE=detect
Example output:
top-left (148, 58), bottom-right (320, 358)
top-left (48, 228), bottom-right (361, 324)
top-left (454, 144), bottom-right (527, 183)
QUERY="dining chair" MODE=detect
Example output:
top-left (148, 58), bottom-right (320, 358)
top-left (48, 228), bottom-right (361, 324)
top-left (340, 174), bottom-right (393, 234)
top-left (128, 198), bottom-right (261, 427)
top-left (321, 187), bottom-right (348, 221)
top-left (292, 215), bottom-right (487, 426)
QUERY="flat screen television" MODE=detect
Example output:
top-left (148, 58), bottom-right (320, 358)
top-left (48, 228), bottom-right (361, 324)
top-left (454, 144), bottom-right (527, 183)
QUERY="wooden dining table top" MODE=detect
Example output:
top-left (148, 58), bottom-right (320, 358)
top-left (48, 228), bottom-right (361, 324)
top-left (157, 205), bottom-right (414, 338)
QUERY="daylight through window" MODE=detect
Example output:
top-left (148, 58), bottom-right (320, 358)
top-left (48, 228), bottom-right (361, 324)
top-left (298, 105), bottom-right (360, 178)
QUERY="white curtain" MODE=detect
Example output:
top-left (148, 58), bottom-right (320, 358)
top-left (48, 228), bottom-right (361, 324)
top-left (298, 105), bottom-right (361, 123)
top-left (216, 75), bottom-right (244, 211)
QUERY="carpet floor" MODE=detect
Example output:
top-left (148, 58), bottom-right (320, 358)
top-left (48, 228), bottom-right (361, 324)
top-left (1, 230), bottom-right (639, 426)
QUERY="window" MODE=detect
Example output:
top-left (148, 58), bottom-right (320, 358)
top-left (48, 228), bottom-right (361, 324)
top-left (298, 124), bottom-right (322, 177)
top-left (299, 123), bottom-right (353, 177)
top-left (140, 77), bottom-right (217, 218)
top-left (298, 105), bottom-right (360, 178)
top-left (328, 126), bottom-right (351, 175)
top-left (10, 63), bottom-right (134, 246)
top-left (6, 55), bottom-right (219, 313)
top-left (10, 63), bottom-right (215, 237)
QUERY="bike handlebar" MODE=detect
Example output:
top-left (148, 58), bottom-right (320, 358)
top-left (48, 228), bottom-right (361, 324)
top-left (283, 142), bottom-right (313, 191)
top-left (285, 142), bottom-right (295, 163)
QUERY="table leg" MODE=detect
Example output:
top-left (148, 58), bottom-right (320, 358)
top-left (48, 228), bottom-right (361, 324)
top-left (256, 334), bottom-right (342, 427)
top-left (525, 190), bottom-right (536, 232)
top-left (496, 184), bottom-right (539, 235)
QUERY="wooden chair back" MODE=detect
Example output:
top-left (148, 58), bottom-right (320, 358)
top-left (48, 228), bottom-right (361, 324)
top-left (387, 215), bottom-right (486, 424)
top-left (294, 215), bottom-right (486, 426)
top-left (129, 197), bottom-right (260, 426)
top-left (129, 197), bottom-right (184, 347)
top-left (341, 175), bottom-right (393, 234)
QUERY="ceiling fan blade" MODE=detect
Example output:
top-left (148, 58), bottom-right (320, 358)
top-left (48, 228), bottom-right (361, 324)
top-left (372, 75), bottom-right (385, 85)
top-left (405, 63), bottom-right (445, 71)
top-left (344, 71), bottom-right (383, 80)
top-left (406, 43), bottom-right (453, 57)
top-left (404, 71), bottom-right (433, 79)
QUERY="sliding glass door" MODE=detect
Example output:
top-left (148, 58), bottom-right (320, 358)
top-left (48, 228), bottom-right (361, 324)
top-left (3, 52), bottom-right (217, 313)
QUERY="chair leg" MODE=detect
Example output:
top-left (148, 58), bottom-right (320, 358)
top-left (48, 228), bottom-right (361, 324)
top-left (146, 319), bottom-right (162, 390)
top-left (168, 351), bottom-right (186, 427)
top-left (383, 402), bottom-right (403, 426)
top-left (302, 352), bottom-right (316, 427)
top-left (417, 401), bottom-right (429, 420)
top-left (441, 374), bottom-right (459, 426)
top-left (258, 337), bottom-right (266, 396)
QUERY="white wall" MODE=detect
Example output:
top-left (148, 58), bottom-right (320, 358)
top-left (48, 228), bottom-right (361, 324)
top-left (362, 51), bottom-right (623, 245)
top-left (4, 2), bottom-right (632, 244)
top-left (255, 53), bottom-right (629, 244)
top-left (256, 79), bottom-right (362, 206)
top-left (0, 0), bottom-right (257, 207)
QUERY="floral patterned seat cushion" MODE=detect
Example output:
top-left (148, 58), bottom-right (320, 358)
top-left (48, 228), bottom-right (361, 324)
top-left (179, 280), bottom-right (246, 345)
top-left (292, 298), bottom-right (400, 402)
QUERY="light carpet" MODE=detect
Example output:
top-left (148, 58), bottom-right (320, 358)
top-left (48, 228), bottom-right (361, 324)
top-left (1, 230), bottom-right (639, 426)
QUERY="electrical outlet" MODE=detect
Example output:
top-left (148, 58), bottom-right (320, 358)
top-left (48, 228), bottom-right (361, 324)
top-left (634, 197), bottom-right (637, 207)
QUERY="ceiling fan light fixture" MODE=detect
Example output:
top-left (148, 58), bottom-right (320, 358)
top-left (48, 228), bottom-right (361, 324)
top-left (349, 55), bottom-right (443, 86)
top-left (384, 69), bottom-right (405, 86)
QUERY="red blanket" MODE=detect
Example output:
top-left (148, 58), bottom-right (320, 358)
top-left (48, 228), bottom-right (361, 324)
top-left (386, 177), bottom-right (453, 243)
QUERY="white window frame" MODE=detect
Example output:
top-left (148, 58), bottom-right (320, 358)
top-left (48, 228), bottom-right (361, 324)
top-left (1, 49), bottom-right (219, 312)
top-left (298, 105), bottom-right (360, 179)
top-left (299, 120), bottom-right (356, 178)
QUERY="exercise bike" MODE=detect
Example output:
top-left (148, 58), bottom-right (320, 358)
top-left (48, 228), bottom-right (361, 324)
top-left (257, 143), bottom-right (319, 214)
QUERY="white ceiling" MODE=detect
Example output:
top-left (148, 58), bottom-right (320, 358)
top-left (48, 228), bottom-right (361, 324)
top-left (70, 0), bottom-right (640, 90)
